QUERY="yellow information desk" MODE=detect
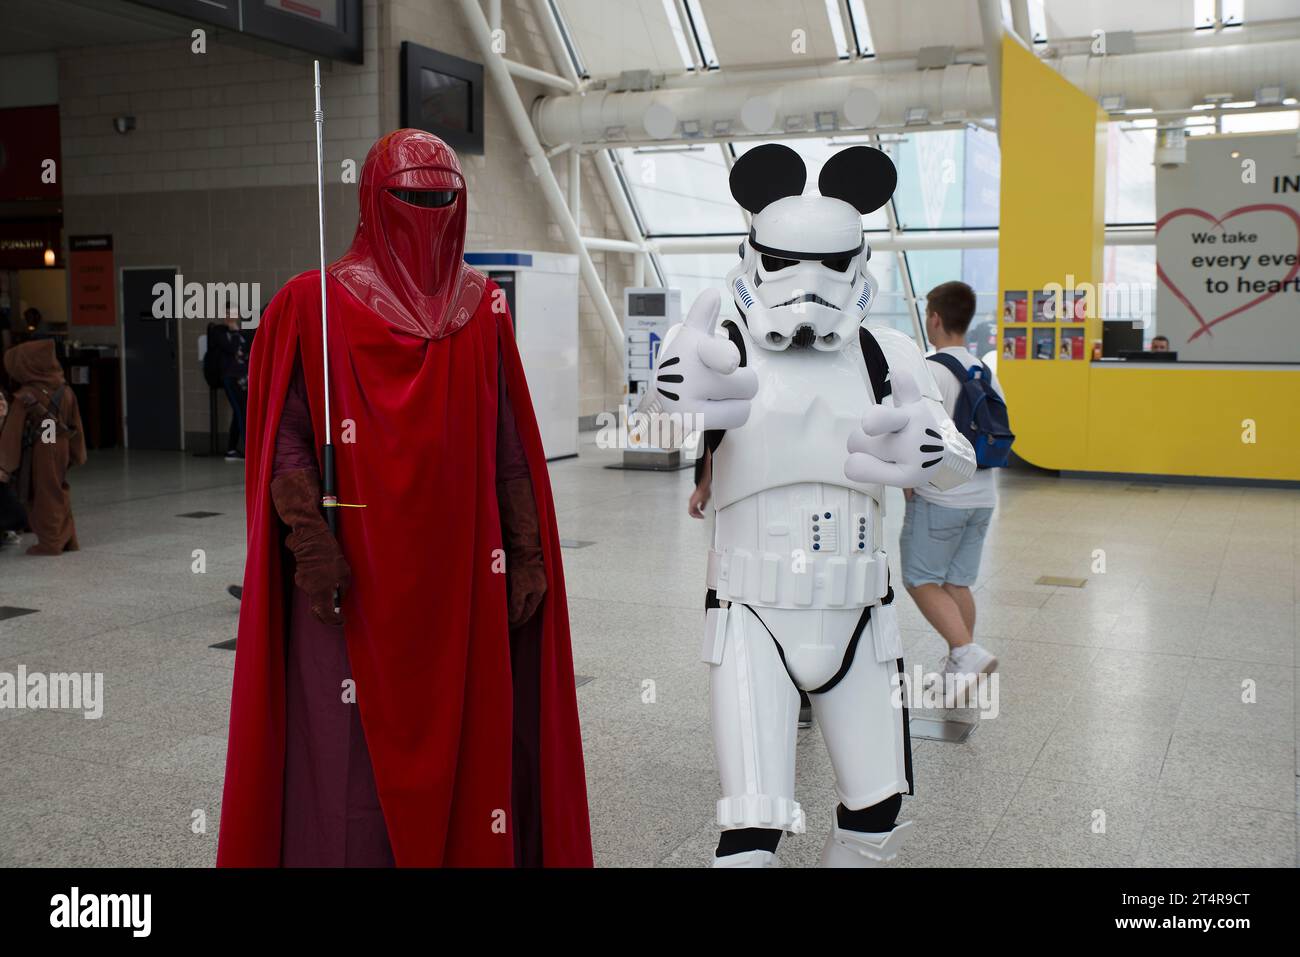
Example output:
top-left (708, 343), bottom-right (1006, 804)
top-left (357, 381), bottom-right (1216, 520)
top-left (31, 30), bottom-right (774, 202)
top-left (1082, 362), bottom-right (1300, 481)
top-left (995, 37), bottom-right (1300, 483)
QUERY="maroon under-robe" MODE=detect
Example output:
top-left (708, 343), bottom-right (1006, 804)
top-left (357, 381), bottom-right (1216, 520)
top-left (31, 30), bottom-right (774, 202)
top-left (274, 352), bottom-right (536, 867)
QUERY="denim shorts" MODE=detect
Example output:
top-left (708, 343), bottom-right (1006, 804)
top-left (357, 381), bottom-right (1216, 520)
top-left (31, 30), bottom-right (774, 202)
top-left (899, 497), bottom-right (993, 589)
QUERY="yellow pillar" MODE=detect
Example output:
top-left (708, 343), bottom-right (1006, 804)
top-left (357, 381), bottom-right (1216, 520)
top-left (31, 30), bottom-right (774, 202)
top-left (996, 34), bottom-right (1107, 471)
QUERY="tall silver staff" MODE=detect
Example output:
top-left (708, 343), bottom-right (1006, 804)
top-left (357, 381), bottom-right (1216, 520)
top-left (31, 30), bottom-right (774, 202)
top-left (312, 60), bottom-right (338, 536)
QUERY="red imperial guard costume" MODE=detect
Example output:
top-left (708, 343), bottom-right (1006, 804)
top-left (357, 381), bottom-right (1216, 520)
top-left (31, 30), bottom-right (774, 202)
top-left (217, 129), bottom-right (592, 867)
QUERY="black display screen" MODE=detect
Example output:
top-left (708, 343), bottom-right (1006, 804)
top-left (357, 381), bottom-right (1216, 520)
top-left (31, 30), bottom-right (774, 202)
top-left (400, 43), bottom-right (484, 155)
top-left (419, 70), bottom-right (472, 133)
top-left (628, 293), bottom-right (666, 317)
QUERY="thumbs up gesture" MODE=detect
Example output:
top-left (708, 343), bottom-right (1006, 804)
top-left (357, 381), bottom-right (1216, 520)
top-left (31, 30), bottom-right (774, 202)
top-left (845, 369), bottom-right (972, 489)
top-left (644, 288), bottom-right (759, 432)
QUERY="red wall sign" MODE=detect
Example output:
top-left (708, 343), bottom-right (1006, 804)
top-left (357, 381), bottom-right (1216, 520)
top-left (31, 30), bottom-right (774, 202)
top-left (69, 235), bottom-right (116, 327)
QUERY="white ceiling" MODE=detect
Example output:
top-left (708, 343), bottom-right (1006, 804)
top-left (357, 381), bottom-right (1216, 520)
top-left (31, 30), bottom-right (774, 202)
top-left (701, 0), bottom-right (843, 67)
top-left (1042, 0), bottom-right (1200, 39)
top-left (556, 0), bottom-right (692, 78)
top-left (1044, 0), bottom-right (1300, 39)
top-left (553, 0), bottom-right (1300, 79)
top-left (863, 0), bottom-right (988, 56)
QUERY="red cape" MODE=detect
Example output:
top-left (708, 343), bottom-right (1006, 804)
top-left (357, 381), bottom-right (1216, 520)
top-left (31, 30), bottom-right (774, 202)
top-left (217, 270), bottom-right (591, 866)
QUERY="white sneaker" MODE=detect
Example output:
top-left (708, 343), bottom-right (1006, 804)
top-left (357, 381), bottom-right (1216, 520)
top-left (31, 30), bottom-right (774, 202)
top-left (928, 643), bottom-right (998, 704)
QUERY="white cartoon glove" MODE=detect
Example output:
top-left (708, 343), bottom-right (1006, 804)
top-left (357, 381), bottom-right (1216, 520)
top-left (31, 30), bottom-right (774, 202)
top-left (640, 288), bottom-right (759, 433)
top-left (844, 368), bottom-right (976, 490)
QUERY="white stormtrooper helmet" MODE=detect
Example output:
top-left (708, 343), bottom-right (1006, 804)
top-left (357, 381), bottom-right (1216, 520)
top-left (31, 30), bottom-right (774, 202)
top-left (725, 144), bottom-right (897, 352)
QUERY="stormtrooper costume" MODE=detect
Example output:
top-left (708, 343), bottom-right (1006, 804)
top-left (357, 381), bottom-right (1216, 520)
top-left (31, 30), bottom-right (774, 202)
top-left (641, 145), bottom-right (977, 867)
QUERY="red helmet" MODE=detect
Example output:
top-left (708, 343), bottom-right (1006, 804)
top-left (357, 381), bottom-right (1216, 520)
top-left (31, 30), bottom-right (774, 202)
top-left (331, 129), bottom-right (485, 338)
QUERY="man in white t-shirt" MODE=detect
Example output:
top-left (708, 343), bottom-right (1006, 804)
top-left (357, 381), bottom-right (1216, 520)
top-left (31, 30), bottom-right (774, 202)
top-left (899, 282), bottom-right (1001, 691)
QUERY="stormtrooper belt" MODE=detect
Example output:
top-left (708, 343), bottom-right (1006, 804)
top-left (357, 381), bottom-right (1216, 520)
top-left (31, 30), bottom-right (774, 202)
top-left (706, 546), bottom-right (890, 609)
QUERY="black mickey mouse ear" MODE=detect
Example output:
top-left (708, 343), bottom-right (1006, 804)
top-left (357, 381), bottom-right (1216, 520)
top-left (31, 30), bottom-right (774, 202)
top-left (729, 144), bottom-right (808, 214)
top-left (818, 146), bottom-right (897, 215)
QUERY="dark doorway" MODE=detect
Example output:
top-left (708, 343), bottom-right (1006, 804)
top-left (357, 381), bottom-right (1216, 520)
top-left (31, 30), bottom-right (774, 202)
top-left (121, 267), bottom-right (181, 450)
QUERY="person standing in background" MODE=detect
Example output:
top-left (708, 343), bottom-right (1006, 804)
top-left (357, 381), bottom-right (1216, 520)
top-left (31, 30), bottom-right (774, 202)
top-left (900, 282), bottom-right (1002, 692)
top-left (212, 296), bottom-right (249, 460)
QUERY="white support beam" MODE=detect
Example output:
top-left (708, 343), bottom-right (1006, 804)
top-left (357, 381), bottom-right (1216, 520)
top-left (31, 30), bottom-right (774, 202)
top-left (568, 148), bottom-right (581, 224)
top-left (457, 0), bottom-right (624, 351)
top-left (583, 235), bottom-right (646, 254)
top-left (504, 57), bottom-right (576, 92)
top-left (977, 0), bottom-right (1005, 143)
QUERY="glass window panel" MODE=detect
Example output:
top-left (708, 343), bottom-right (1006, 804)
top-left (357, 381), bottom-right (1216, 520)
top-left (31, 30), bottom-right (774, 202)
top-left (616, 145), bottom-right (747, 236)
top-left (892, 129), bottom-right (966, 230)
top-left (657, 253), bottom-right (743, 321)
top-left (1105, 125), bottom-right (1156, 225)
top-left (1103, 244), bottom-right (1157, 337)
top-left (906, 248), bottom-right (1000, 356)
top-left (862, 249), bottom-right (913, 339)
top-left (962, 126), bottom-right (1001, 229)
top-left (1220, 110), bottom-right (1300, 134)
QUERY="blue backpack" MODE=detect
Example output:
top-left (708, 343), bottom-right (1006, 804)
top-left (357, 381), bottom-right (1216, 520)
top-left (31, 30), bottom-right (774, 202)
top-left (926, 353), bottom-right (1015, 469)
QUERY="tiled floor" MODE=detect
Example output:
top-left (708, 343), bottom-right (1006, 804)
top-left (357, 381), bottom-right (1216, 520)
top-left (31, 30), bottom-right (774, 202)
top-left (1, 441), bottom-right (1296, 867)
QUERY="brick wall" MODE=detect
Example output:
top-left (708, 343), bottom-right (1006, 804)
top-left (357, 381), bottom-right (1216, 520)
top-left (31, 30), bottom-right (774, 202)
top-left (59, 0), bottom-right (630, 448)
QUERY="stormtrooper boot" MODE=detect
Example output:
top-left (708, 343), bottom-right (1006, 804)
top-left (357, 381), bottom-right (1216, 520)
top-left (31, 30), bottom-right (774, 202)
top-left (713, 849), bottom-right (779, 868)
top-left (820, 820), bottom-right (913, 867)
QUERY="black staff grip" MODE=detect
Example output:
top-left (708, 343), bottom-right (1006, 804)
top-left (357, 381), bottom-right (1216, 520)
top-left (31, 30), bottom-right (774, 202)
top-left (321, 442), bottom-right (337, 534)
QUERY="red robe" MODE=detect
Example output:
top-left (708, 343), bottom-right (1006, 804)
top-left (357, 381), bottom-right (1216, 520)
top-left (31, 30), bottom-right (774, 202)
top-left (217, 269), bottom-right (591, 866)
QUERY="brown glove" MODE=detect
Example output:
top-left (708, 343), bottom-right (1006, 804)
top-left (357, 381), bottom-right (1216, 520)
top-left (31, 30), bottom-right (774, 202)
top-left (498, 476), bottom-right (546, 628)
top-left (270, 468), bottom-right (350, 626)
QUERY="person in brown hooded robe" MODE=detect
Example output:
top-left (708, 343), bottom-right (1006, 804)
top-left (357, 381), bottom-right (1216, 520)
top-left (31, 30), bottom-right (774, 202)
top-left (0, 340), bottom-right (86, 555)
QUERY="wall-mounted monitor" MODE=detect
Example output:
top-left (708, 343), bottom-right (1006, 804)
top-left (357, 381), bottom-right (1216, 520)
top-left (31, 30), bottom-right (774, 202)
top-left (128, 1), bottom-right (363, 64)
top-left (243, 0), bottom-right (363, 63)
top-left (400, 43), bottom-right (485, 156)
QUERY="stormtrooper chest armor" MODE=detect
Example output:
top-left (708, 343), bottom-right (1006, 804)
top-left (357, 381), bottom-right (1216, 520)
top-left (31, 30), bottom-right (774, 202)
top-left (707, 323), bottom-right (890, 611)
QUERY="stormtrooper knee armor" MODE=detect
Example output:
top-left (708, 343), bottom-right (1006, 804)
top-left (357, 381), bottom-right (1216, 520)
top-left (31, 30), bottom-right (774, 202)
top-left (642, 144), bottom-right (976, 867)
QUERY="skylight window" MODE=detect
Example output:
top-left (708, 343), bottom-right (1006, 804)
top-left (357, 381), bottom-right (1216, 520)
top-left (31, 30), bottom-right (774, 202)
top-left (845, 0), bottom-right (875, 57)
top-left (661, 0), bottom-right (697, 70)
top-left (824, 0), bottom-right (851, 59)
top-left (683, 0), bottom-right (720, 69)
top-left (1194, 0), bottom-right (1243, 29)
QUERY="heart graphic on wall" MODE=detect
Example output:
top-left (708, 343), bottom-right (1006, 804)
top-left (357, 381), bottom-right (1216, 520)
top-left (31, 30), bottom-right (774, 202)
top-left (1155, 203), bottom-right (1300, 345)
